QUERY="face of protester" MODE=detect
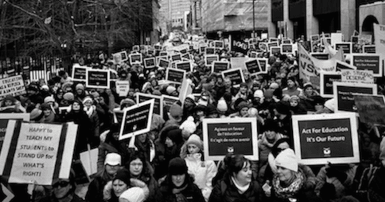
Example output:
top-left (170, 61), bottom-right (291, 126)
top-left (72, 102), bottom-right (81, 111)
top-left (138, 133), bottom-right (147, 143)
top-left (290, 100), bottom-right (298, 107)
top-left (240, 107), bottom-right (249, 117)
top-left (233, 161), bottom-right (252, 186)
top-left (76, 89), bottom-right (83, 95)
top-left (165, 137), bottom-right (174, 147)
top-left (172, 174), bottom-right (186, 187)
top-left (277, 166), bottom-right (294, 184)
top-left (287, 80), bottom-right (295, 88)
top-left (265, 130), bottom-right (277, 140)
top-left (4, 100), bottom-right (13, 106)
top-left (129, 158), bottom-right (143, 177)
top-left (53, 180), bottom-right (72, 199)
top-left (224, 79), bottom-right (232, 88)
top-left (188, 144), bottom-right (200, 154)
top-left (84, 100), bottom-right (92, 108)
top-left (43, 109), bottom-right (51, 117)
top-left (113, 179), bottom-right (128, 197)
top-left (276, 142), bottom-right (290, 155)
top-left (240, 86), bottom-right (247, 94)
top-left (105, 164), bottom-right (120, 176)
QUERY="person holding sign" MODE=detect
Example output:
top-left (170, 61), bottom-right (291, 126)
top-left (208, 154), bottom-right (263, 202)
top-left (180, 134), bottom-right (217, 201)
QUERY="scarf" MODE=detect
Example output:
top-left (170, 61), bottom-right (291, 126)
top-left (231, 176), bottom-right (250, 194)
top-left (84, 105), bottom-right (95, 117)
top-left (272, 171), bottom-right (304, 199)
top-left (172, 184), bottom-right (188, 202)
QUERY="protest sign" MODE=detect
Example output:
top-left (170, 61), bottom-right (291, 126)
top-left (214, 40), bottom-right (224, 49)
top-left (212, 61), bottom-right (229, 73)
top-left (113, 51), bottom-right (128, 64)
top-left (0, 121), bottom-right (77, 185)
top-left (119, 99), bottom-right (154, 141)
top-left (335, 42), bottom-right (352, 54)
top-left (205, 55), bottom-right (219, 66)
top-left (249, 51), bottom-right (259, 58)
top-left (159, 51), bottom-right (168, 56)
top-left (156, 56), bottom-right (168, 65)
top-left (0, 75), bottom-right (26, 100)
top-left (221, 68), bottom-right (244, 86)
top-left (363, 45), bottom-right (376, 53)
top-left (179, 49), bottom-right (187, 54)
top-left (161, 95), bottom-right (179, 117)
top-left (115, 80), bottom-right (130, 97)
top-left (176, 61), bottom-right (192, 72)
top-left (292, 113), bottom-right (359, 165)
top-left (282, 39), bottom-right (292, 44)
top-left (335, 61), bottom-right (356, 71)
top-left (181, 53), bottom-right (191, 61)
top-left (333, 82), bottom-right (377, 113)
top-left (280, 44), bottom-right (293, 54)
top-left (310, 53), bottom-right (329, 60)
top-left (230, 57), bottom-right (248, 70)
top-left (199, 46), bottom-right (206, 54)
top-left (245, 59), bottom-right (261, 75)
top-left (158, 59), bottom-right (170, 69)
top-left (178, 78), bottom-right (193, 107)
top-left (80, 148), bottom-right (98, 177)
top-left (165, 68), bottom-right (185, 84)
top-left (129, 54), bottom-right (142, 64)
top-left (257, 58), bottom-right (268, 73)
top-left (351, 54), bottom-right (382, 77)
top-left (354, 94), bottom-right (385, 126)
top-left (86, 69), bottom-right (110, 89)
top-left (320, 72), bottom-right (341, 98)
top-left (136, 93), bottom-right (161, 116)
top-left (270, 47), bottom-right (281, 55)
top-left (72, 66), bottom-right (87, 82)
top-left (171, 54), bottom-right (182, 62)
top-left (331, 33), bottom-right (343, 47)
top-left (0, 114), bottom-right (29, 152)
top-left (341, 69), bottom-right (374, 84)
top-left (205, 47), bottom-right (215, 55)
top-left (144, 58), bottom-right (156, 69)
top-left (202, 118), bottom-right (258, 161)
top-left (133, 45), bottom-right (140, 52)
top-left (310, 34), bottom-right (320, 52)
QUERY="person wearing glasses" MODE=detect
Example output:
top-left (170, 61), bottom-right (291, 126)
top-left (40, 171), bottom-right (84, 202)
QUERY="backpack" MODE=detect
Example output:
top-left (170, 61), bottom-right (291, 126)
top-left (355, 164), bottom-right (380, 202)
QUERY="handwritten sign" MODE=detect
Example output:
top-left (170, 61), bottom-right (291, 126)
top-left (0, 75), bottom-right (26, 100)
top-left (341, 70), bottom-right (374, 84)
top-left (292, 113), bottom-right (359, 165)
top-left (116, 81), bottom-right (130, 97)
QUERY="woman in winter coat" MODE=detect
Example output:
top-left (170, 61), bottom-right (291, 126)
top-left (135, 132), bottom-right (156, 165)
top-left (159, 157), bottom-right (205, 202)
top-left (209, 154), bottom-right (264, 202)
top-left (38, 103), bottom-right (58, 123)
top-left (124, 152), bottom-right (160, 202)
top-left (83, 96), bottom-right (100, 148)
top-left (266, 148), bottom-right (323, 202)
top-left (180, 134), bottom-right (217, 201)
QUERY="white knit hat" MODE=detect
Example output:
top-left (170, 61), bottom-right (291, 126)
top-left (217, 98), bottom-right (228, 112)
top-left (185, 134), bottom-right (203, 151)
top-left (44, 96), bottom-right (55, 103)
top-left (83, 96), bottom-right (93, 104)
top-left (275, 148), bottom-right (298, 172)
top-left (324, 98), bottom-right (335, 112)
top-left (119, 187), bottom-right (148, 202)
top-left (253, 90), bottom-right (264, 99)
top-left (104, 153), bottom-right (121, 166)
top-left (166, 85), bottom-right (176, 94)
top-left (180, 116), bottom-right (196, 134)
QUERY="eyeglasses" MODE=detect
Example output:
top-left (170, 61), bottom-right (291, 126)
top-left (53, 181), bottom-right (70, 188)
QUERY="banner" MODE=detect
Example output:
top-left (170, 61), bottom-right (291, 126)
top-left (165, 68), bottom-right (186, 84)
top-left (0, 121), bottom-right (77, 185)
top-left (320, 72), bottom-right (341, 98)
top-left (354, 94), bottom-right (385, 126)
top-left (72, 66), bottom-right (87, 82)
top-left (292, 113), bottom-right (359, 165)
top-left (245, 59), bottom-right (261, 75)
top-left (333, 82), bottom-right (377, 113)
top-left (86, 69), bottom-right (110, 89)
top-left (136, 93), bottom-right (161, 116)
top-left (144, 58), bottom-right (156, 69)
top-left (202, 118), bottom-right (258, 161)
top-left (119, 99), bottom-right (154, 141)
top-left (373, 23), bottom-right (385, 54)
top-left (351, 54), bottom-right (382, 77)
top-left (0, 75), bottom-right (26, 100)
top-left (221, 68), bottom-right (244, 86)
top-left (212, 61), bottom-right (229, 73)
top-left (341, 70), bottom-right (374, 84)
top-left (115, 80), bottom-right (130, 97)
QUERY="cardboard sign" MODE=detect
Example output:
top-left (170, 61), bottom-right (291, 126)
top-left (333, 82), bottom-right (377, 113)
top-left (363, 45), bottom-right (376, 53)
top-left (335, 42), bottom-right (352, 54)
top-left (335, 61), bottom-right (356, 71)
top-left (320, 72), bottom-right (341, 98)
top-left (212, 61), bottom-right (229, 73)
top-left (245, 59), bottom-right (261, 75)
top-left (280, 44), bottom-right (293, 54)
top-left (129, 54), bottom-right (143, 64)
top-left (311, 53), bottom-right (330, 60)
top-left (0, 114), bottom-right (29, 152)
top-left (351, 54), bottom-right (382, 77)
top-left (221, 68), bottom-right (244, 86)
top-left (86, 69), bottom-right (110, 89)
top-left (144, 58), bottom-right (156, 69)
top-left (205, 55), bottom-right (219, 66)
top-left (171, 54), bottom-right (182, 62)
top-left (115, 80), bottom-right (130, 97)
top-left (0, 75), bottom-right (26, 100)
top-left (176, 61), bottom-right (192, 72)
top-left (341, 70), bottom-right (374, 84)
top-left (292, 113), bottom-right (359, 165)
top-left (72, 66), bottom-right (87, 81)
top-left (354, 94), bottom-right (385, 126)
top-left (119, 99), bottom-right (154, 140)
top-left (202, 118), bottom-right (258, 161)
top-left (165, 68), bottom-right (186, 84)
top-left (257, 58), bottom-right (268, 73)
top-left (80, 148), bottom-right (98, 177)
top-left (270, 47), bottom-right (281, 55)
top-left (214, 40), bottom-right (224, 49)
top-left (0, 121), bottom-right (77, 185)
top-left (136, 93), bottom-right (161, 116)
top-left (158, 59), bottom-right (170, 69)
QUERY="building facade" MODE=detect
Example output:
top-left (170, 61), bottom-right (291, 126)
top-left (160, 0), bottom-right (191, 33)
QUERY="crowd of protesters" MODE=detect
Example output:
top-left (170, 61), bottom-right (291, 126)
top-left (1, 34), bottom-right (385, 202)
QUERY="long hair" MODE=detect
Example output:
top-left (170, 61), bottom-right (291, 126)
top-left (125, 152), bottom-right (153, 181)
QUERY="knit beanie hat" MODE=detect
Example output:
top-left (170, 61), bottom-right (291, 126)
top-left (197, 96), bottom-right (208, 106)
top-left (217, 98), bottom-right (228, 112)
top-left (270, 82), bottom-right (279, 89)
top-left (113, 168), bottom-right (130, 186)
top-left (120, 98), bottom-right (136, 108)
top-left (254, 90), bottom-right (264, 99)
top-left (63, 92), bottom-right (75, 101)
top-left (119, 187), bottom-right (149, 202)
top-left (275, 102), bottom-right (290, 115)
top-left (237, 101), bottom-right (249, 111)
top-left (166, 85), bottom-right (176, 95)
top-left (44, 96), bottom-right (55, 103)
top-left (380, 137), bottom-right (385, 166)
top-left (169, 103), bottom-right (183, 118)
top-left (83, 96), bottom-right (93, 104)
top-left (186, 134), bottom-right (203, 151)
top-left (179, 116), bottom-right (196, 134)
top-left (168, 157), bottom-right (188, 175)
top-left (76, 83), bottom-right (85, 91)
top-left (324, 98), bottom-right (335, 112)
top-left (275, 148), bottom-right (298, 172)
top-left (105, 153), bottom-right (121, 166)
